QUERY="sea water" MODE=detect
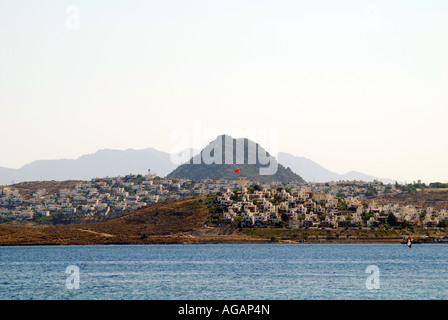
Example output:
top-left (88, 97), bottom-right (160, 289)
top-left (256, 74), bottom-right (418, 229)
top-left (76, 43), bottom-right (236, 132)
top-left (1, 243), bottom-right (447, 300)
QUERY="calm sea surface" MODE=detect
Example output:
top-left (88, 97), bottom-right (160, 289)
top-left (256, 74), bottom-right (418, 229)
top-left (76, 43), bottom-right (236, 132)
top-left (1, 243), bottom-right (448, 300)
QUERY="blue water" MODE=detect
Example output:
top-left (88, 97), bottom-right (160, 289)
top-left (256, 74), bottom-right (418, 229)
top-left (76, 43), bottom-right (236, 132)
top-left (1, 244), bottom-right (447, 300)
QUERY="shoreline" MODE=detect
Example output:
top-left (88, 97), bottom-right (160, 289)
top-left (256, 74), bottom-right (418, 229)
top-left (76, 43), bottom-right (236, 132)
top-left (1, 223), bottom-right (446, 246)
top-left (0, 241), bottom-right (443, 246)
top-left (0, 234), bottom-right (442, 246)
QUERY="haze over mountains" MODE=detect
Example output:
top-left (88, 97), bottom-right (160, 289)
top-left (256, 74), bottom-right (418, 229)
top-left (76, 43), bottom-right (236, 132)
top-left (0, 136), bottom-right (396, 185)
top-left (0, 148), bottom-right (184, 185)
top-left (277, 153), bottom-right (396, 185)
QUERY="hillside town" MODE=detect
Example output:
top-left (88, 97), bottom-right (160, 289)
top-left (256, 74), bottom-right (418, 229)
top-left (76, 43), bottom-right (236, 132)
top-left (0, 174), bottom-right (447, 229)
top-left (218, 185), bottom-right (448, 229)
top-left (0, 174), bottom-right (241, 222)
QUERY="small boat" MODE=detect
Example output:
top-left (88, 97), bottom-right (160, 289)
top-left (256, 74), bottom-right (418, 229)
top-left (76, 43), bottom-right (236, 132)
top-left (406, 236), bottom-right (412, 248)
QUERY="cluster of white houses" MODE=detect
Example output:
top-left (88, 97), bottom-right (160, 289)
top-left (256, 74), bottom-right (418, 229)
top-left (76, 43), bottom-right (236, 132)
top-left (218, 186), bottom-right (448, 228)
top-left (1, 175), bottom-right (446, 228)
top-left (1, 175), bottom-right (278, 220)
top-left (0, 175), bottom-right (238, 220)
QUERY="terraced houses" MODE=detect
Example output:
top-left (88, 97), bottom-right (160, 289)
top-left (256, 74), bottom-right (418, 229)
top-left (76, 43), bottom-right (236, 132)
top-left (1, 176), bottom-right (447, 229)
top-left (218, 186), bottom-right (448, 229)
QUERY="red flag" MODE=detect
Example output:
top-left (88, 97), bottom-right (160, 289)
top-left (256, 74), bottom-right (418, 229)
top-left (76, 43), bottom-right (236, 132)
top-left (235, 169), bottom-right (240, 173)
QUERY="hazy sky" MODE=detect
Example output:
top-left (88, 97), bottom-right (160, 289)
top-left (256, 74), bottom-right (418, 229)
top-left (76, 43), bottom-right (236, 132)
top-left (1, 0), bottom-right (447, 183)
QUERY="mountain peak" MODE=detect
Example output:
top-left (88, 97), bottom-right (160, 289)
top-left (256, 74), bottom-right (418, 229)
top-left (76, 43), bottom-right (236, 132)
top-left (167, 136), bottom-right (304, 183)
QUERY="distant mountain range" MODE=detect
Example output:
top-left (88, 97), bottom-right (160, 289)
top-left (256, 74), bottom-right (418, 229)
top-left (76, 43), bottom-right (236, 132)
top-left (167, 135), bottom-right (304, 184)
top-left (277, 152), bottom-right (396, 184)
top-left (0, 148), bottom-right (185, 185)
top-left (0, 136), bottom-right (396, 185)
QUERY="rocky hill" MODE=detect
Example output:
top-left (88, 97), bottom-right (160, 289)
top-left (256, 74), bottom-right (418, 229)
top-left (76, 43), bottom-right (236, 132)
top-left (167, 135), bottom-right (304, 184)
